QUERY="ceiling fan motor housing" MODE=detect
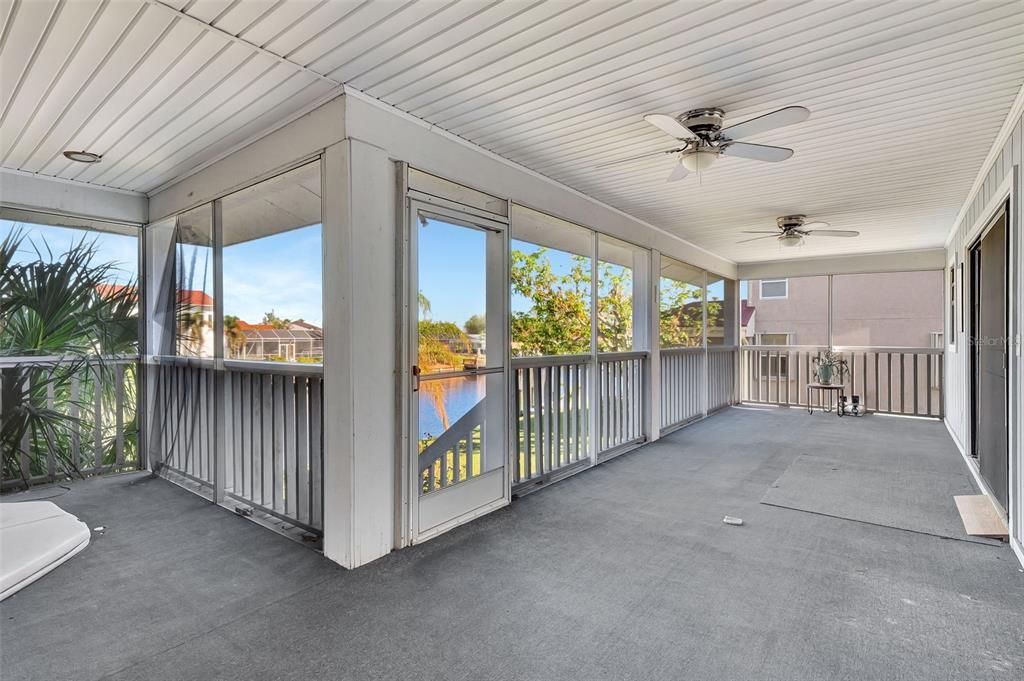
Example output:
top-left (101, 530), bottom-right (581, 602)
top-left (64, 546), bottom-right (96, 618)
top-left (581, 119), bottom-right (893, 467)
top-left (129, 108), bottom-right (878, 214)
top-left (777, 214), bottom-right (807, 230)
top-left (679, 108), bottom-right (726, 136)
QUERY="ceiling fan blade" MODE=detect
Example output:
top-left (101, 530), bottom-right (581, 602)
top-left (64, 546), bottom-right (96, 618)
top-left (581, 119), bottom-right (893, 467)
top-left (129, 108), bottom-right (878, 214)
top-left (644, 113), bottom-right (695, 139)
top-left (801, 221), bottom-right (830, 230)
top-left (596, 148), bottom-right (679, 168)
top-left (741, 230), bottom-right (781, 234)
top-left (667, 164), bottom-right (689, 182)
top-left (737, 235), bottom-right (779, 244)
top-left (721, 142), bottom-right (793, 162)
top-left (720, 106), bottom-right (810, 140)
top-left (806, 229), bottom-right (859, 237)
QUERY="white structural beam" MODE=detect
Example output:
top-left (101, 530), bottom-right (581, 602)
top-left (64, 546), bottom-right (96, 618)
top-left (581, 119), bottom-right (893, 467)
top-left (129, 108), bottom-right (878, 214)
top-left (737, 248), bottom-right (946, 280)
top-left (0, 169), bottom-right (147, 224)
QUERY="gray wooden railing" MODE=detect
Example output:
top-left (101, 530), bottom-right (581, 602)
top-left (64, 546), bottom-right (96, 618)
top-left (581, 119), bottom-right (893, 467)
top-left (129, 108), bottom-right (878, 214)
top-left (660, 347), bottom-right (704, 429)
top-left (513, 355), bottom-right (590, 486)
top-left (739, 345), bottom-right (944, 417)
top-left (597, 351), bottom-right (647, 456)
top-left (151, 357), bottom-right (324, 533)
top-left (224, 361), bottom-right (324, 532)
top-left (419, 399), bottom-right (484, 493)
top-left (708, 346), bottom-right (737, 412)
top-left (1, 355), bottom-right (140, 489)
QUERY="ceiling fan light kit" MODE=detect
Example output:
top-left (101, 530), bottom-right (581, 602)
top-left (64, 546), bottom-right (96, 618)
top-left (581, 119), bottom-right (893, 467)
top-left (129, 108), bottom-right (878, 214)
top-left (779, 232), bottom-right (804, 248)
top-left (681, 149), bottom-right (717, 173)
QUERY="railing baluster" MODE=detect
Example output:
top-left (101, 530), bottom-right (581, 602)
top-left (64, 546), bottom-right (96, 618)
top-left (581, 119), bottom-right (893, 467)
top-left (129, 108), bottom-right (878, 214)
top-left (913, 353), bottom-right (919, 416)
top-left (46, 380), bottom-right (56, 478)
top-left (926, 351), bottom-right (933, 416)
top-left (93, 365), bottom-right (103, 470)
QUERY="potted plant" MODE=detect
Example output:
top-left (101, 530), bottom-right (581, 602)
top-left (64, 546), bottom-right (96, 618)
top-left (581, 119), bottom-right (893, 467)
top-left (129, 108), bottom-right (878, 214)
top-left (812, 349), bottom-right (848, 385)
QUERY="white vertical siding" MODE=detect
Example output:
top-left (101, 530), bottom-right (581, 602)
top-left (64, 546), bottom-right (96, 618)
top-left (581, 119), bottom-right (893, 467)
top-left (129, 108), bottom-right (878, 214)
top-left (944, 101), bottom-right (1023, 557)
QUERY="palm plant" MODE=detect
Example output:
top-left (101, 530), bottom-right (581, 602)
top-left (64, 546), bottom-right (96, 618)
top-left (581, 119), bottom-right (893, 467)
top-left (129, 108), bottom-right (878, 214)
top-left (1, 230), bottom-right (139, 487)
top-left (224, 315), bottom-right (247, 358)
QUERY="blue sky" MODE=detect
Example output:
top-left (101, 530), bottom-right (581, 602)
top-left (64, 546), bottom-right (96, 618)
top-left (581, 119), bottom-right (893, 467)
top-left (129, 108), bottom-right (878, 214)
top-left (2, 219), bottom-right (324, 326)
top-left (3, 220), bottom-right (139, 283)
top-left (418, 218), bottom-right (487, 326)
top-left (223, 224), bottom-right (323, 325)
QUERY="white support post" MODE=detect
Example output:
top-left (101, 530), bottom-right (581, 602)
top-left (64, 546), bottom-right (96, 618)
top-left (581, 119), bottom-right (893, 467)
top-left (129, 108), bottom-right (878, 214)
top-left (648, 250), bottom-right (661, 442)
top-left (631, 244), bottom-right (651, 440)
top-left (322, 137), bottom-right (397, 568)
top-left (212, 201), bottom-right (226, 503)
top-left (702, 270), bottom-right (709, 418)
top-left (589, 231), bottom-right (599, 462)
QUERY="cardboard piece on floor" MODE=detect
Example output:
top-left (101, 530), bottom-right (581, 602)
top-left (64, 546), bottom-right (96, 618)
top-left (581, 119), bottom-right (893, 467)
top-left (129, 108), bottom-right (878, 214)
top-left (954, 495), bottom-right (1008, 539)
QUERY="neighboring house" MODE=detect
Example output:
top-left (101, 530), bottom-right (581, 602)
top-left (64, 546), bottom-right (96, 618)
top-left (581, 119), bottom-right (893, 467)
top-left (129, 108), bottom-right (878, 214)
top-left (742, 273), bottom-right (944, 406)
top-left (176, 289), bottom-right (215, 357)
top-left (232, 319), bottom-right (323, 362)
top-left (742, 273), bottom-right (943, 348)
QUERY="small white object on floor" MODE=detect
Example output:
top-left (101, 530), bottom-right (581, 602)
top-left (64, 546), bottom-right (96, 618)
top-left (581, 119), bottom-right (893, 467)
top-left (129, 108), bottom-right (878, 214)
top-left (93, 526), bottom-right (105, 532)
top-left (723, 516), bottom-right (744, 526)
top-left (0, 501), bottom-right (90, 601)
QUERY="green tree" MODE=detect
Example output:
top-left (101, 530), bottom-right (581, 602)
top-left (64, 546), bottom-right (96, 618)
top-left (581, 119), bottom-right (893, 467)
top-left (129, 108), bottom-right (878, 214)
top-left (463, 314), bottom-right (486, 335)
top-left (261, 310), bottom-right (291, 329)
top-left (596, 262), bottom-right (632, 352)
top-left (510, 248), bottom-right (591, 356)
top-left (659, 277), bottom-right (705, 347)
top-left (223, 314), bottom-right (247, 358)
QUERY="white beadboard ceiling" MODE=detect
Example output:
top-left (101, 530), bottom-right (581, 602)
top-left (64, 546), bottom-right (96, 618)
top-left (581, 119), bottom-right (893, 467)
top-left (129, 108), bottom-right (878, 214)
top-left (1, 0), bottom-right (1022, 262)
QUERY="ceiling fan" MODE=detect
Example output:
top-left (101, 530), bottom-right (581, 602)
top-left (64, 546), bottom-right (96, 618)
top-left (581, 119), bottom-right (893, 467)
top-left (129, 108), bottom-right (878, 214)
top-left (599, 106), bottom-right (810, 181)
top-left (738, 215), bottom-right (859, 248)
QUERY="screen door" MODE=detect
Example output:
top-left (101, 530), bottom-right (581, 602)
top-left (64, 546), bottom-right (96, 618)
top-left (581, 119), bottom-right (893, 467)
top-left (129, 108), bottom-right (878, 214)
top-left (409, 201), bottom-right (508, 540)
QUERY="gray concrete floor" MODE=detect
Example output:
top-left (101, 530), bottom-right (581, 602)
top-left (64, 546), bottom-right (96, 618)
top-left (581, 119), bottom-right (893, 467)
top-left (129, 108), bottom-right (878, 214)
top-left (2, 407), bottom-right (1022, 681)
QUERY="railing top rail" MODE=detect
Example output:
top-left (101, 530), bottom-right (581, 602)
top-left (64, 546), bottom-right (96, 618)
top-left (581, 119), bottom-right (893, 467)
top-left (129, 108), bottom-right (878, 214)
top-left (224, 359), bottom-right (324, 376)
top-left (708, 344), bottom-right (739, 353)
top-left (597, 350), bottom-right (649, 361)
top-left (149, 355), bottom-right (216, 369)
top-left (512, 354), bottom-right (590, 368)
top-left (740, 345), bottom-right (827, 352)
top-left (0, 353), bottom-right (138, 367)
top-left (832, 345), bottom-right (945, 355)
top-left (740, 345), bottom-right (943, 354)
top-left (147, 355), bottom-right (325, 375)
top-left (660, 345), bottom-right (703, 354)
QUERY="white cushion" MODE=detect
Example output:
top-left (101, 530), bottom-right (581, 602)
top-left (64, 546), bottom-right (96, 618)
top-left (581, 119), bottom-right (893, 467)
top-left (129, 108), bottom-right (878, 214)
top-left (0, 501), bottom-right (90, 601)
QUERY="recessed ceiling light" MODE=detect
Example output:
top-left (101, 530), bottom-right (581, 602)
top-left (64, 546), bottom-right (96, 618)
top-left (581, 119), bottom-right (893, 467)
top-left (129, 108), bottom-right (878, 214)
top-left (63, 150), bottom-right (102, 163)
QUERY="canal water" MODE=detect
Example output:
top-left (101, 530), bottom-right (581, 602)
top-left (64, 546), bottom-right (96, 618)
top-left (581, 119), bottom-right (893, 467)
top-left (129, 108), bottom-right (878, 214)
top-left (418, 375), bottom-right (484, 440)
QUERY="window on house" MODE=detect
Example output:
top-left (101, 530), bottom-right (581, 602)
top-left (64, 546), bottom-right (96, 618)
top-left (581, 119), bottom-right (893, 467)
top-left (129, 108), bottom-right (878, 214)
top-left (743, 276), bottom-right (828, 347)
top-left (756, 333), bottom-right (790, 376)
top-left (760, 279), bottom-right (788, 299)
top-left (659, 256), bottom-right (703, 348)
top-left (510, 205), bottom-right (592, 357)
top-left (221, 161), bottom-right (323, 363)
top-left (948, 264), bottom-right (956, 347)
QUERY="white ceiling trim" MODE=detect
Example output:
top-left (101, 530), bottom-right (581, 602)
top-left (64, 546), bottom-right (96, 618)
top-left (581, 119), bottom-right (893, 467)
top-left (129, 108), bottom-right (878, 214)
top-left (944, 80), bottom-right (1024, 247)
top-left (145, 0), bottom-right (341, 88)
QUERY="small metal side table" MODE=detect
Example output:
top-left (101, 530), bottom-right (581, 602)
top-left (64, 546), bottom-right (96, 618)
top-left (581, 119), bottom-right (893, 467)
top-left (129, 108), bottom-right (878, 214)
top-left (806, 383), bottom-right (846, 417)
